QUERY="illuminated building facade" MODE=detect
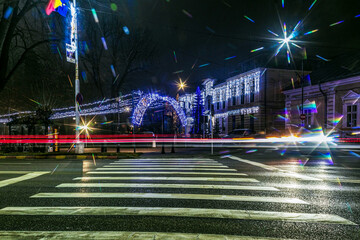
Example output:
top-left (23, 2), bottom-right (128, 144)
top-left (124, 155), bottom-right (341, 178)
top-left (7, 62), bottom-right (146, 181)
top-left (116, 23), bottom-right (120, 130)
top-left (180, 68), bottom-right (300, 135)
top-left (284, 75), bottom-right (360, 132)
top-left (283, 52), bottom-right (360, 134)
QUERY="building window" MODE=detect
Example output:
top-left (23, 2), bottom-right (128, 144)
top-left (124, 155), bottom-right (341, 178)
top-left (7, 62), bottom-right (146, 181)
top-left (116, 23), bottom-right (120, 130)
top-left (250, 116), bottom-right (254, 131)
top-left (347, 105), bottom-right (357, 127)
top-left (222, 101), bottom-right (225, 109)
top-left (250, 80), bottom-right (255, 102)
top-left (207, 99), bottom-right (211, 110)
top-left (240, 115), bottom-right (244, 128)
top-left (240, 84), bottom-right (245, 104)
top-left (232, 116), bottom-right (236, 130)
top-left (304, 109), bottom-right (312, 128)
top-left (217, 102), bottom-right (220, 110)
top-left (231, 86), bottom-right (236, 106)
top-left (250, 92), bottom-right (254, 102)
top-left (222, 118), bottom-right (225, 132)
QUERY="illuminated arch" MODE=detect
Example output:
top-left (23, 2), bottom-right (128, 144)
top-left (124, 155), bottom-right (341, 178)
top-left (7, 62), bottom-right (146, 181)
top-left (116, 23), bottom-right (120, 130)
top-left (132, 93), bottom-right (187, 127)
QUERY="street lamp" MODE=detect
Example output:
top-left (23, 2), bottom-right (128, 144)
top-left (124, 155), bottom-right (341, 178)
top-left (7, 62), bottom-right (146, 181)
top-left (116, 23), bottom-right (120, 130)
top-left (177, 78), bottom-right (187, 91)
top-left (72, 0), bottom-right (83, 153)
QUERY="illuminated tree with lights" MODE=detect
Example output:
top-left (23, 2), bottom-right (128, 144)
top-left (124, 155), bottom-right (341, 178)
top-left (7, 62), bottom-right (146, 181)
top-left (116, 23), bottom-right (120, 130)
top-left (191, 86), bottom-right (204, 135)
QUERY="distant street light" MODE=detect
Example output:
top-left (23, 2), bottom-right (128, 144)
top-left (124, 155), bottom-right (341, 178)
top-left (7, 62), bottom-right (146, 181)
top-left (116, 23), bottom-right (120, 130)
top-left (177, 78), bottom-right (187, 91)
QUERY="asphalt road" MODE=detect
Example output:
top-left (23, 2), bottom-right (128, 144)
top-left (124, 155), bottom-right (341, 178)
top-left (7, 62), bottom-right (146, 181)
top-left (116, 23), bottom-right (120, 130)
top-left (0, 146), bottom-right (359, 239)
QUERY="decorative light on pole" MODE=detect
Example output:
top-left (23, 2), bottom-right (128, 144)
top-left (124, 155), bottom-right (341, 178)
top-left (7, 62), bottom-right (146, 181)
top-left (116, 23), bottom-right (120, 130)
top-left (45, 0), bottom-right (82, 152)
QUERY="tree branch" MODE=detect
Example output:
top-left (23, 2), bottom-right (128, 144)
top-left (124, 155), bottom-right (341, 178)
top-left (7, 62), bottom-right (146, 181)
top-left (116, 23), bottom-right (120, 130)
top-left (5, 39), bottom-right (58, 81)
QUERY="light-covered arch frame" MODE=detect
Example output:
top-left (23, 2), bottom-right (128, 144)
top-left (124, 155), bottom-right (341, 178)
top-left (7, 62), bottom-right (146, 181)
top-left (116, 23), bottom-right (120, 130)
top-left (132, 93), bottom-right (187, 127)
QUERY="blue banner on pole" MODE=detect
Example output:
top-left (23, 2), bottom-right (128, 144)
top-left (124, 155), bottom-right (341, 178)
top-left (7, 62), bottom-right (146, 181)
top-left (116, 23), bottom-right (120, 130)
top-left (55, 0), bottom-right (69, 17)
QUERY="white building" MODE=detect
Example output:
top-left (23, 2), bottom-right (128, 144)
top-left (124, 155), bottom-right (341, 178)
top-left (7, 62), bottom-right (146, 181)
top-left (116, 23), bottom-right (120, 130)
top-left (180, 68), bottom-right (300, 135)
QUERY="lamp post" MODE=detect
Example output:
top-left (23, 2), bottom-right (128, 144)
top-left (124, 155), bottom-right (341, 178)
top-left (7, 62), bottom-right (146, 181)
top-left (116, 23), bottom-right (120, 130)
top-left (161, 103), bottom-right (165, 154)
top-left (71, 0), bottom-right (83, 153)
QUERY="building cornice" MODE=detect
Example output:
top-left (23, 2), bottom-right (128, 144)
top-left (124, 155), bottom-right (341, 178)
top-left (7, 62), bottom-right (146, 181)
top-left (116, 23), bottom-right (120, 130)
top-left (283, 75), bottom-right (360, 95)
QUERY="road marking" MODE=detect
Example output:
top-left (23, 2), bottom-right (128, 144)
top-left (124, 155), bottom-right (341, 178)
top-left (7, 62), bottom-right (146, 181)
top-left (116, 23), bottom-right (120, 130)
top-left (274, 165), bottom-right (360, 171)
top-left (1, 207), bottom-right (355, 225)
top-left (73, 176), bottom-right (259, 182)
top-left (30, 192), bottom-right (307, 204)
top-left (0, 171), bottom-right (31, 174)
top-left (228, 156), bottom-right (323, 181)
top-left (268, 183), bottom-right (360, 191)
top-left (0, 172), bottom-right (50, 188)
top-left (114, 162), bottom-right (222, 165)
top-left (227, 156), bottom-right (282, 171)
top-left (110, 163), bottom-right (224, 166)
top-left (57, 183), bottom-right (279, 191)
top-left (0, 163), bottom-right (31, 165)
top-left (328, 179), bottom-right (360, 184)
top-left (96, 167), bottom-right (237, 171)
top-left (251, 172), bottom-right (324, 181)
top-left (115, 159), bottom-right (218, 162)
top-left (0, 231), bottom-right (290, 239)
top-left (117, 158), bottom-right (214, 161)
top-left (105, 164), bottom-right (229, 168)
top-left (86, 171), bottom-right (247, 176)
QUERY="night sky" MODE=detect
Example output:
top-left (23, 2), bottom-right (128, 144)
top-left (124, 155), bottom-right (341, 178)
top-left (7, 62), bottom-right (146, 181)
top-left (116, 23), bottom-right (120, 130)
top-left (88, 0), bottom-right (360, 95)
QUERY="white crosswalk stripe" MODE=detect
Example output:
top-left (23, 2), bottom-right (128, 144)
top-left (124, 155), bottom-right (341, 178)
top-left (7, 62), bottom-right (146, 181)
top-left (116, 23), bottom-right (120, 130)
top-left (73, 176), bottom-right (259, 182)
top-left (96, 167), bottom-right (237, 171)
top-left (105, 164), bottom-right (229, 168)
top-left (56, 183), bottom-right (279, 191)
top-left (0, 206), bottom-right (355, 225)
top-left (112, 162), bottom-right (223, 165)
top-left (0, 231), bottom-right (292, 239)
top-left (86, 171), bottom-right (247, 176)
top-left (31, 192), bottom-right (307, 204)
top-left (109, 163), bottom-right (226, 167)
top-left (115, 160), bottom-right (219, 163)
top-left (116, 158), bottom-right (218, 160)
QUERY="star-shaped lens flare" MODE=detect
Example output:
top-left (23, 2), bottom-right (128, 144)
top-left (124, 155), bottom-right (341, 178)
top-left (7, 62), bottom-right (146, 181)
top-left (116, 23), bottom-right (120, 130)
top-left (77, 115), bottom-right (96, 139)
top-left (273, 20), bottom-right (302, 64)
top-left (177, 78), bottom-right (187, 91)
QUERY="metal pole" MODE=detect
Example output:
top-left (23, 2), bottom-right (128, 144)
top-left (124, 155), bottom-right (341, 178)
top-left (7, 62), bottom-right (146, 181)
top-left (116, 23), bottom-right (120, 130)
top-left (117, 99), bottom-right (120, 153)
top-left (132, 92), bottom-right (136, 153)
top-left (74, 0), bottom-right (83, 153)
top-left (162, 106), bottom-right (165, 154)
top-left (211, 116), bottom-right (214, 155)
top-left (171, 111), bottom-right (175, 153)
top-left (301, 60), bottom-right (304, 127)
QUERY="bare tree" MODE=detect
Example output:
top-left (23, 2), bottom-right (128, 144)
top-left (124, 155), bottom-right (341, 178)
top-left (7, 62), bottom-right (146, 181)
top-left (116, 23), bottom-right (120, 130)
top-left (0, 0), bottom-right (58, 93)
top-left (80, 9), bottom-right (157, 98)
top-left (109, 25), bottom-right (157, 98)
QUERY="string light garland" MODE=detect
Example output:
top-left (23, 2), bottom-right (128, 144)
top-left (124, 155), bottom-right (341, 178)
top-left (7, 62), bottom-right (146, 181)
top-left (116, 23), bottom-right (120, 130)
top-left (180, 70), bottom-right (261, 114)
top-left (0, 92), bottom-right (142, 123)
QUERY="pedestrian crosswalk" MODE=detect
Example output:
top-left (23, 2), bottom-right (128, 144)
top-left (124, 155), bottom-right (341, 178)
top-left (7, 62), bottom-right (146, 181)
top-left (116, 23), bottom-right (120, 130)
top-left (0, 157), bottom-right (357, 239)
